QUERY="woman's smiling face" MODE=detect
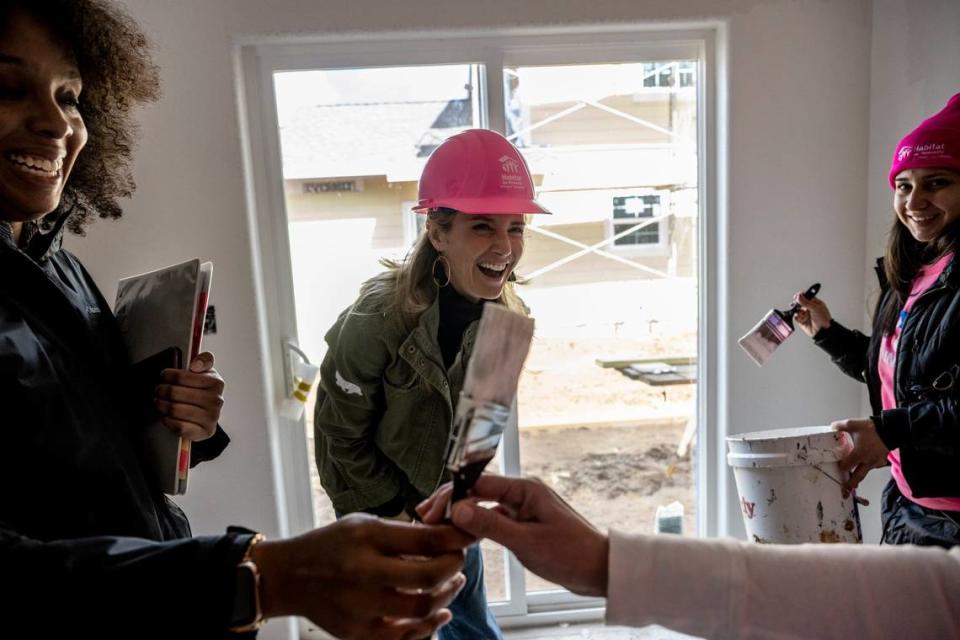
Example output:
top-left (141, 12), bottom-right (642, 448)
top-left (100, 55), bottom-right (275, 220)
top-left (893, 168), bottom-right (960, 243)
top-left (0, 10), bottom-right (87, 225)
top-left (428, 213), bottom-right (526, 302)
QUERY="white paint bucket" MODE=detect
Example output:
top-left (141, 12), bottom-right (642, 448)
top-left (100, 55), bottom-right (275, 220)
top-left (727, 426), bottom-right (862, 544)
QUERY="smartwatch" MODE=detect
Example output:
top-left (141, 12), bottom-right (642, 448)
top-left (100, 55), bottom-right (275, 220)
top-left (229, 532), bottom-right (266, 633)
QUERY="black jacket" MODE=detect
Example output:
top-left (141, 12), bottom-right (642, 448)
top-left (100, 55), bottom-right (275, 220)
top-left (814, 256), bottom-right (960, 498)
top-left (0, 219), bottom-right (250, 637)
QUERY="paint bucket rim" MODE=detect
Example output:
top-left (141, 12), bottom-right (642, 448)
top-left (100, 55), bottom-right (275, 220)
top-left (726, 425), bottom-right (834, 443)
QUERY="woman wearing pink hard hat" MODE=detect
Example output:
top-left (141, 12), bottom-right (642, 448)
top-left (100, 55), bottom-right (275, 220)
top-left (313, 128), bottom-right (550, 639)
top-left (795, 93), bottom-right (960, 547)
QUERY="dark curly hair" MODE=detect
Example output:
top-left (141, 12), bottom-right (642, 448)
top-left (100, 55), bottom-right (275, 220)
top-left (1, 0), bottom-right (160, 234)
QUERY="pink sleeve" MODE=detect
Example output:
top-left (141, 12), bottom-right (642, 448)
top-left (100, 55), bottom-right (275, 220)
top-left (605, 530), bottom-right (960, 639)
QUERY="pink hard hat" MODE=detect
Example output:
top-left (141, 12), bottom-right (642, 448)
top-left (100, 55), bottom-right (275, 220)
top-left (413, 129), bottom-right (551, 215)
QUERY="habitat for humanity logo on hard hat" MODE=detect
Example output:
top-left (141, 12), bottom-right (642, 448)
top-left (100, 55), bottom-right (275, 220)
top-left (499, 155), bottom-right (524, 190)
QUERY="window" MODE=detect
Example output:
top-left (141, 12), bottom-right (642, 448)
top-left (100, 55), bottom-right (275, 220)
top-left (613, 193), bottom-right (662, 246)
top-left (239, 26), bottom-right (719, 632)
top-left (642, 61), bottom-right (696, 88)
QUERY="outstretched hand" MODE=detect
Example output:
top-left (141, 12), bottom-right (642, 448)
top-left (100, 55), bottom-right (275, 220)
top-left (418, 475), bottom-right (609, 598)
top-left (253, 514), bottom-right (473, 639)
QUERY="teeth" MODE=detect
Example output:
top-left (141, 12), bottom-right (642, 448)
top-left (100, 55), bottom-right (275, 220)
top-left (479, 262), bottom-right (508, 272)
top-left (8, 153), bottom-right (62, 177)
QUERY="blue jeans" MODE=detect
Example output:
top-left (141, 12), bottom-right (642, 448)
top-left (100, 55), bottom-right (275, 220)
top-left (440, 543), bottom-right (502, 640)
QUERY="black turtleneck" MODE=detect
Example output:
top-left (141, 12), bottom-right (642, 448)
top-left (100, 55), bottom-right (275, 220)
top-left (438, 284), bottom-right (485, 369)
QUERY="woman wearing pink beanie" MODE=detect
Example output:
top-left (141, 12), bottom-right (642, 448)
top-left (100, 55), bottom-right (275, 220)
top-left (794, 93), bottom-right (960, 547)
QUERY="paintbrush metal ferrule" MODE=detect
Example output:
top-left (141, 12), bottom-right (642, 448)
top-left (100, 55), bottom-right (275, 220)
top-left (739, 309), bottom-right (795, 366)
top-left (764, 312), bottom-right (793, 342)
top-left (445, 394), bottom-right (511, 473)
top-left (445, 395), bottom-right (512, 516)
top-left (739, 284), bottom-right (820, 367)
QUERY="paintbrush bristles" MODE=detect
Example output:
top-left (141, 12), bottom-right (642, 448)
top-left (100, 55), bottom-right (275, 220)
top-left (463, 304), bottom-right (535, 406)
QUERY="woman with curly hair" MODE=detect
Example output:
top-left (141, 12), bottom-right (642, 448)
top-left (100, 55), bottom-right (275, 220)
top-left (0, 2), bottom-right (471, 638)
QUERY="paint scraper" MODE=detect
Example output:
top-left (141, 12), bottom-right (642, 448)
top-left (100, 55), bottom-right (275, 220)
top-left (738, 283), bottom-right (820, 367)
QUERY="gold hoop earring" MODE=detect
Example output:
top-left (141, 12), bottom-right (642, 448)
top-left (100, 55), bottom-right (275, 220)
top-left (432, 254), bottom-right (451, 288)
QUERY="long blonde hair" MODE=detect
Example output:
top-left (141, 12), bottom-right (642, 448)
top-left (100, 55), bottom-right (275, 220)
top-left (357, 209), bottom-right (527, 329)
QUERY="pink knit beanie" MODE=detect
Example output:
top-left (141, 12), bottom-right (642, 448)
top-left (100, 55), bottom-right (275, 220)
top-left (888, 92), bottom-right (960, 188)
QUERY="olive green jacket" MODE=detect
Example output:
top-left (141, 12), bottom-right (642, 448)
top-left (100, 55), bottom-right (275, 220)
top-left (313, 286), bottom-right (479, 515)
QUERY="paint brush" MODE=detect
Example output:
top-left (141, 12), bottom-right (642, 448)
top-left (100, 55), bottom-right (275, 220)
top-left (443, 303), bottom-right (535, 516)
top-left (738, 283), bottom-right (821, 367)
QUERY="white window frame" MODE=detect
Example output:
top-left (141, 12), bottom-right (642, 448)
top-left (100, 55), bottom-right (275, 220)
top-left (401, 200), bottom-right (424, 248)
top-left (234, 22), bottom-right (725, 632)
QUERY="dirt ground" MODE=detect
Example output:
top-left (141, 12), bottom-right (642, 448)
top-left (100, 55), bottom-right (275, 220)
top-left (518, 333), bottom-right (697, 426)
top-left (486, 332), bottom-right (697, 596)
top-left (482, 421), bottom-right (696, 599)
top-left (308, 332), bottom-right (698, 600)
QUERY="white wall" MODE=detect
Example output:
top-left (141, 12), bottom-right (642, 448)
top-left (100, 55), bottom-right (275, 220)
top-left (719, 1), bottom-right (872, 539)
top-left (68, 0), bottom-right (882, 636)
top-left (866, 1), bottom-right (960, 299)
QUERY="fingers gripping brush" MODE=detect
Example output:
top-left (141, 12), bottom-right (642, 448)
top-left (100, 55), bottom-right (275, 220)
top-left (738, 283), bottom-right (821, 367)
top-left (443, 304), bottom-right (535, 518)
